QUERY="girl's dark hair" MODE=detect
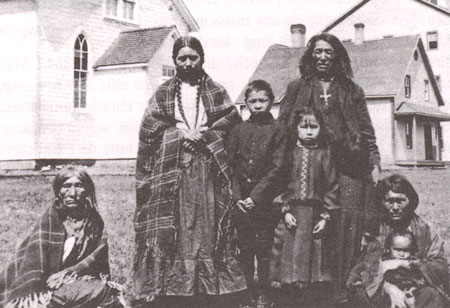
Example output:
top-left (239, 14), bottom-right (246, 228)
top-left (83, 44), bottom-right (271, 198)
top-left (376, 174), bottom-right (419, 214)
top-left (293, 107), bottom-right (327, 147)
top-left (300, 33), bottom-right (353, 86)
top-left (244, 79), bottom-right (275, 102)
top-left (384, 229), bottom-right (418, 258)
top-left (172, 36), bottom-right (205, 63)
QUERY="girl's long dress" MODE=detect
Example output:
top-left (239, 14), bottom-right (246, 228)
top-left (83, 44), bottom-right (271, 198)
top-left (309, 79), bottom-right (378, 300)
top-left (270, 144), bottom-right (338, 286)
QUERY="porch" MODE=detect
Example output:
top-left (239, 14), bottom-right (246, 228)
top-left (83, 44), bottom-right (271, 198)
top-left (394, 102), bottom-right (450, 165)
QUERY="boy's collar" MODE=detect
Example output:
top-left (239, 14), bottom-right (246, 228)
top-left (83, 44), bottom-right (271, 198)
top-left (248, 112), bottom-right (274, 123)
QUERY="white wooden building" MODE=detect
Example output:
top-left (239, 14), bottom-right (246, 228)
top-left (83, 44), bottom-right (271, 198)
top-left (322, 0), bottom-right (450, 161)
top-left (0, 0), bottom-right (198, 169)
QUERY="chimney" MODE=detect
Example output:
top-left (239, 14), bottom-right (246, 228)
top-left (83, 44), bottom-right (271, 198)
top-left (290, 24), bottom-right (306, 48)
top-left (354, 23), bottom-right (365, 45)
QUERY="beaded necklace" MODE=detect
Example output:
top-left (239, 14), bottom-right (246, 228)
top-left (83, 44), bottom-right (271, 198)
top-left (175, 76), bottom-right (202, 130)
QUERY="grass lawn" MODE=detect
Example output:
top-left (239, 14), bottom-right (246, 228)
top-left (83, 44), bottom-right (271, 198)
top-left (0, 168), bottom-right (449, 285)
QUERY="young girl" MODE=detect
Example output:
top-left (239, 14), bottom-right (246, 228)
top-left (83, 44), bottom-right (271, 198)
top-left (270, 107), bottom-right (339, 307)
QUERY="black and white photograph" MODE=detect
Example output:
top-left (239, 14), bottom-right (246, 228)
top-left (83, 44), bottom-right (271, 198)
top-left (1, 0), bottom-right (450, 307)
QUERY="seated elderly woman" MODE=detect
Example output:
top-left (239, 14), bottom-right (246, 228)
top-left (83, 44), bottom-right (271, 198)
top-left (0, 166), bottom-right (123, 308)
top-left (347, 174), bottom-right (450, 308)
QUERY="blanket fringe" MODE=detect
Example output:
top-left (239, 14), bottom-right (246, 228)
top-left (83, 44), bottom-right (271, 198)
top-left (6, 291), bottom-right (52, 308)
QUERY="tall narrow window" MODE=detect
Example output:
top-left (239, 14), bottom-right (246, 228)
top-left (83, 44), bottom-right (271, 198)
top-left (405, 75), bottom-right (411, 98)
top-left (424, 79), bottom-right (430, 101)
top-left (438, 124), bottom-right (444, 151)
top-left (406, 119), bottom-right (413, 149)
top-left (74, 34), bottom-right (88, 108)
top-left (123, 0), bottom-right (135, 20)
top-left (427, 31), bottom-right (438, 50)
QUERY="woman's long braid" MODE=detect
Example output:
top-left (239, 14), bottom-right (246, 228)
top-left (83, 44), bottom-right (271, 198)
top-left (175, 76), bottom-right (202, 130)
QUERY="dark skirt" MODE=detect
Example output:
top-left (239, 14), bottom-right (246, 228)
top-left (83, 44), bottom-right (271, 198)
top-left (270, 201), bottom-right (333, 286)
top-left (139, 151), bottom-right (246, 298)
top-left (334, 174), bottom-right (378, 302)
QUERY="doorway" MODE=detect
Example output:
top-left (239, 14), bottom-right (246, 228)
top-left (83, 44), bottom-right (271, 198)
top-left (424, 124), bottom-right (433, 160)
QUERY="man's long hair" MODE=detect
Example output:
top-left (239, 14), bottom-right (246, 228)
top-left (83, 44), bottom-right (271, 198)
top-left (300, 33), bottom-right (353, 85)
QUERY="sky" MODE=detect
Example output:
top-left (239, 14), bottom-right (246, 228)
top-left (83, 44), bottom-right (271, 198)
top-left (184, 0), bottom-right (361, 101)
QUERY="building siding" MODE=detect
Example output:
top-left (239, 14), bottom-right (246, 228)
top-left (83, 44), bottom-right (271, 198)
top-left (367, 100), bottom-right (394, 165)
top-left (0, 0), bottom-right (191, 162)
top-left (0, 4), bottom-right (37, 161)
top-left (328, 0), bottom-right (450, 158)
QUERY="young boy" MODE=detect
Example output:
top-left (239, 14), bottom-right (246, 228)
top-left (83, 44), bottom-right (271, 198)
top-left (227, 79), bottom-right (290, 308)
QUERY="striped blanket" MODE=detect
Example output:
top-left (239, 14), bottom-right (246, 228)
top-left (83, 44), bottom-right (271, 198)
top-left (0, 204), bottom-right (109, 307)
top-left (134, 74), bottom-right (241, 263)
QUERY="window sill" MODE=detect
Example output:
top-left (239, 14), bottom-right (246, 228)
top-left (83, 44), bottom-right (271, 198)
top-left (103, 16), bottom-right (140, 27)
top-left (72, 108), bottom-right (92, 115)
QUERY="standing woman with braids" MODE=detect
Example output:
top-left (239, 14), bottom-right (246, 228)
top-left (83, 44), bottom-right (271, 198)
top-left (132, 36), bottom-right (246, 307)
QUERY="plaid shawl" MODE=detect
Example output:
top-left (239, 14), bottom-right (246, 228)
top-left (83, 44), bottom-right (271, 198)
top-left (0, 204), bottom-right (109, 307)
top-left (134, 74), bottom-right (241, 261)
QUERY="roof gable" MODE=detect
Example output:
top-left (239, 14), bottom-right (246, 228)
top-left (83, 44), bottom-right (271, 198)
top-left (172, 0), bottom-right (200, 32)
top-left (237, 35), bottom-right (434, 104)
top-left (323, 0), bottom-right (450, 32)
top-left (94, 26), bottom-right (176, 69)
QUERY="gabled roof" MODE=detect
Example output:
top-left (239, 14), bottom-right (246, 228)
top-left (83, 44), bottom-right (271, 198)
top-left (236, 35), bottom-right (444, 107)
top-left (395, 102), bottom-right (450, 120)
top-left (323, 0), bottom-right (450, 33)
top-left (94, 26), bottom-right (176, 69)
top-left (172, 0), bottom-right (200, 32)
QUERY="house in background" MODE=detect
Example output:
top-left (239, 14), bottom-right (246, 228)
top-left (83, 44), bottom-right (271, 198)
top-left (322, 0), bottom-right (450, 160)
top-left (236, 26), bottom-right (450, 167)
top-left (0, 0), bottom-right (198, 169)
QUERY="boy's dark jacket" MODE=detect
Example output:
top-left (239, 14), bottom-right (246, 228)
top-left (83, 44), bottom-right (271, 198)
top-left (227, 112), bottom-right (290, 211)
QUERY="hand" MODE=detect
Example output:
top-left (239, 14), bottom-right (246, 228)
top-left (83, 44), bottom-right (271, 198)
top-left (179, 128), bottom-right (200, 142)
top-left (284, 213), bottom-right (297, 229)
top-left (46, 270), bottom-right (69, 290)
top-left (384, 282), bottom-right (408, 308)
top-left (361, 233), bottom-right (373, 250)
top-left (372, 165), bottom-right (381, 184)
top-left (381, 259), bottom-right (410, 274)
top-left (243, 197), bottom-right (255, 211)
top-left (236, 200), bottom-right (247, 213)
top-left (190, 128), bottom-right (205, 143)
top-left (313, 219), bottom-right (326, 234)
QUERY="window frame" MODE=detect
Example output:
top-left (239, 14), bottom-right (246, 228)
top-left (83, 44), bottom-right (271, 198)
top-left (74, 34), bottom-right (88, 109)
top-left (405, 75), bottom-right (411, 98)
top-left (427, 31), bottom-right (438, 50)
top-left (424, 79), bottom-right (430, 101)
top-left (162, 65), bottom-right (176, 79)
top-left (104, 0), bottom-right (137, 23)
top-left (406, 119), bottom-right (413, 149)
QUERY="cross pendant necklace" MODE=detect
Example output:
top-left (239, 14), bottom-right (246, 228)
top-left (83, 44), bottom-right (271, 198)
top-left (320, 87), bottom-right (331, 107)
